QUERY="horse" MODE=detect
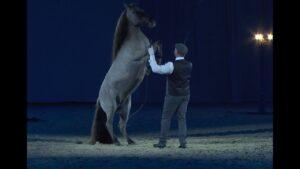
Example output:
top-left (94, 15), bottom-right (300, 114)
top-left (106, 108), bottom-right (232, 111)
top-left (89, 3), bottom-right (160, 145)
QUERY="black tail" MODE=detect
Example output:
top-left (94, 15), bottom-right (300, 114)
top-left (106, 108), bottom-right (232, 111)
top-left (91, 103), bottom-right (113, 144)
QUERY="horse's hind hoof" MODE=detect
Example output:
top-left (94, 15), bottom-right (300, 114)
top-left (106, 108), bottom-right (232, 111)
top-left (114, 140), bottom-right (122, 146)
top-left (114, 137), bottom-right (122, 146)
top-left (76, 141), bottom-right (83, 144)
top-left (114, 142), bottom-right (122, 146)
top-left (87, 139), bottom-right (96, 145)
top-left (127, 138), bottom-right (136, 145)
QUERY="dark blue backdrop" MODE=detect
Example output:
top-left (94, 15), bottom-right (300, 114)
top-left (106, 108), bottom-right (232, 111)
top-left (27, 0), bottom-right (273, 105)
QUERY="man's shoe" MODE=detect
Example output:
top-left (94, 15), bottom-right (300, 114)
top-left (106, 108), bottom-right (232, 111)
top-left (179, 144), bottom-right (187, 148)
top-left (153, 142), bottom-right (166, 148)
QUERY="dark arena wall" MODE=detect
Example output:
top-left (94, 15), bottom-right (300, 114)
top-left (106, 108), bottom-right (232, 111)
top-left (27, 0), bottom-right (273, 105)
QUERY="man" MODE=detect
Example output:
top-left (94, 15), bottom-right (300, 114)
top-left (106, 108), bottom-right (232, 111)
top-left (148, 43), bottom-right (192, 148)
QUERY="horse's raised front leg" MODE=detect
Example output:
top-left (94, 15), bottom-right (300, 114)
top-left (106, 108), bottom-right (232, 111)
top-left (118, 96), bottom-right (135, 145)
top-left (146, 40), bottom-right (163, 76)
top-left (152, 40), bottom-right (163, 63)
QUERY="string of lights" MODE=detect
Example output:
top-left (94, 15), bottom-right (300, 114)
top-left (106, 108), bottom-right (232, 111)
top-left (254, 32), bottom-right (273, 43)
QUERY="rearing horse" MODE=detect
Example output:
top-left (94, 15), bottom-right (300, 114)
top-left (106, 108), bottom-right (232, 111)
top-left (89, 3), bottom-right (159, 145)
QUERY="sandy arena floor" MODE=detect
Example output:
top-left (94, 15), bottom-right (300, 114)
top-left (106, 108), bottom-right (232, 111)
top-left (27, 104), bottom-right (273, 169)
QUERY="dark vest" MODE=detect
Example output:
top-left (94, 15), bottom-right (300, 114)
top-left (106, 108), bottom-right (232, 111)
top-left (167, 59), bottom-right (192, 96)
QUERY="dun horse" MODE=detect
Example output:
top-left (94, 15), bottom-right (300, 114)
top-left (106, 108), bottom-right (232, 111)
top-left (89, 3), bottom-right (160, 145)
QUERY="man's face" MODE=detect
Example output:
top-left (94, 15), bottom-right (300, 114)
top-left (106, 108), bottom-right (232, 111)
top-left (174, 48), bottom-right (179, 57)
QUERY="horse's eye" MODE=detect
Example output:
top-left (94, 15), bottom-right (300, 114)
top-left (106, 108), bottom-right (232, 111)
top-left (135, 11), bottom-right (145, 17)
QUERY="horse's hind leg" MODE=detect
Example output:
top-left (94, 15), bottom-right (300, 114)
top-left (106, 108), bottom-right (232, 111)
top-left (105, 113), bottom-right (121, 146)
top-left (104, 102), bottom-right (121, 146)
top-left (118, 96), bottom-right (135, 145)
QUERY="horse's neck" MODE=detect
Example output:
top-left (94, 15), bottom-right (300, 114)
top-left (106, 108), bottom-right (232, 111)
top-left (114, 23), bottom-right (149, 62)
top-left (127, 24), bottom-right (142, 38)
top-left (128, 25), bottom-right (149, 46)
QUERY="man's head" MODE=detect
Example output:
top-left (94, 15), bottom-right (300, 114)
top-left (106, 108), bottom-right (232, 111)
top-left (174, 43), bottom-right (188, 57)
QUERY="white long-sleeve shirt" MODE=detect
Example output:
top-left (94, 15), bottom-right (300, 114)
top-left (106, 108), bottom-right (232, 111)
top-left (148, 54), bottom-right (184, 74)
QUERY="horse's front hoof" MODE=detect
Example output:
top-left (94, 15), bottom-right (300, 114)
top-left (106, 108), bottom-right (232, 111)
top-left (127, 138), bottom-right (136, 145)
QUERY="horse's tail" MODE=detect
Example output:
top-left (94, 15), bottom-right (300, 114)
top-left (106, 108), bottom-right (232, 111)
top-left (91, 102), bottom-right (114, 144)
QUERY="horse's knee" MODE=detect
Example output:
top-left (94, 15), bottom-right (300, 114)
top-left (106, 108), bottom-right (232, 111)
top-left (177, 112), bottom-right (186, 120)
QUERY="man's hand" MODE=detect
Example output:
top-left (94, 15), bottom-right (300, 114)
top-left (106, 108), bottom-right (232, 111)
top-left (148, 46), bottom-right (155, 56)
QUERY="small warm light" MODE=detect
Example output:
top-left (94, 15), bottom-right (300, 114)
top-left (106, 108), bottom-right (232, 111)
top-left (254, 33), bottom-right (264, 42)
top-left (267, 33), bottom-right (273, 41)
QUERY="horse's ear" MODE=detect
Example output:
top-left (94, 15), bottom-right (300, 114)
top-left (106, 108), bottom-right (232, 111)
top-left (124, 3), bottom-right (129, 10)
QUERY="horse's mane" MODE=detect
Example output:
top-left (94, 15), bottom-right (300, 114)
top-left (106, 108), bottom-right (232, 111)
top-left (112, 10), bottom-right (128, 61)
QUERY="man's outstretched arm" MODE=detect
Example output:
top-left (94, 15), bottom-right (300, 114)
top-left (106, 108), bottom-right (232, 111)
top-left (148, 46), bottom-right (174, 75)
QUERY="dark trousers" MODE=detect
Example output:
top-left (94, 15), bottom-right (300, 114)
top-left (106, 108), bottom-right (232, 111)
top-left (159, 94), bottom-right (190, 145)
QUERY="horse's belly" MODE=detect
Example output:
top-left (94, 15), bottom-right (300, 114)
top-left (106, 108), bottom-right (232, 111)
top-left (99, 61), bottom-right (146, 102)
top-left (115, 63), bottom-right (146, 95)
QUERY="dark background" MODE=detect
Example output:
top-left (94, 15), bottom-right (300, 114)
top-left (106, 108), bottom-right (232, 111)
top-left (27, 0), bottom-right (273, 106)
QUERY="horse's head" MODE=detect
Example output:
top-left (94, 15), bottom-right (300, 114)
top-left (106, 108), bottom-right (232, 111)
top-left (124, 3), bottom-right (156, 28)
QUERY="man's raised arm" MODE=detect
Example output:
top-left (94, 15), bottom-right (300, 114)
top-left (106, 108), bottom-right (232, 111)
top-left (148, 46), bottom-right (174, 75)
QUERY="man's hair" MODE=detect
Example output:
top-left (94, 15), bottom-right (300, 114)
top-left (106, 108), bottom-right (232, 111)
top-left (175, 43), bottom-right (188, 56)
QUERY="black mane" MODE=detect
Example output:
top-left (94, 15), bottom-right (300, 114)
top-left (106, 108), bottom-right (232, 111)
top-left (112, 10), bottom-right (128, 61)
